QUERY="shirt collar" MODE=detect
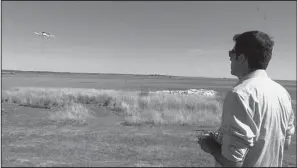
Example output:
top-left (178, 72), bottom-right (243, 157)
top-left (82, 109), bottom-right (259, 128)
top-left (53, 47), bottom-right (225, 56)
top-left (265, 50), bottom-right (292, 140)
top-left (240, 70), bottom-right (269, 82)
top-left (234, 70), bottom-right (269, 87)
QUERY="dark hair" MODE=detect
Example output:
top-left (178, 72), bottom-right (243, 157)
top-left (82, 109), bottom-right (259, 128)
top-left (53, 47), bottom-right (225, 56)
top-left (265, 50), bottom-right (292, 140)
top-left (233, 31), bottom-right (274, 70)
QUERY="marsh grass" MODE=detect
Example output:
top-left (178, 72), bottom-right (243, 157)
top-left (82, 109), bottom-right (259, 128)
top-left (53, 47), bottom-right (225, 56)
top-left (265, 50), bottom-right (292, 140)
top-left (2, 87), bottom-right (223, 126)
top-left (48, 101), bottom-right (90, 126)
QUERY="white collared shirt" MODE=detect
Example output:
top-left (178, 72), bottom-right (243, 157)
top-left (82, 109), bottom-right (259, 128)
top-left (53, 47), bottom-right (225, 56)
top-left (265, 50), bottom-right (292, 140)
top-left (219, 70), bottom-right (295, 167)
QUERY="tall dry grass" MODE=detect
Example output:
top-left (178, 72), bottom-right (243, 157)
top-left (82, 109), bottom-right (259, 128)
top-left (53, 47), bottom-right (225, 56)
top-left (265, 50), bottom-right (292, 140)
top-left (2, 87), bottom-right (223, 126)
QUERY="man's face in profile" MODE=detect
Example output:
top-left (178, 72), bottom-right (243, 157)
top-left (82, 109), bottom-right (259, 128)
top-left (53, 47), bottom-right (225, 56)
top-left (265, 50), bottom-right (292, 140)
top-left (229, 49), bottom-right (239, 76)
top-left (229, 46), bottom-right (246, 77)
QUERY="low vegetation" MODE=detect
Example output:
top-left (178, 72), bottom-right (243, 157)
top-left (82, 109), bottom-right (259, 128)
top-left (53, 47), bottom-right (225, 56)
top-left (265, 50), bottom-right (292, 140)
top-left (2, 87), bottom-right (223, 127)
top-left (2, 86), bottom-right (295, 167)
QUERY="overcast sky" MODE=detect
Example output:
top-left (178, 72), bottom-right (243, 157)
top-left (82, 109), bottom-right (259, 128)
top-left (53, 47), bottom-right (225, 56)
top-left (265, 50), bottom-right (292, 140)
top-left (2, 1), bottom-right (296, 80)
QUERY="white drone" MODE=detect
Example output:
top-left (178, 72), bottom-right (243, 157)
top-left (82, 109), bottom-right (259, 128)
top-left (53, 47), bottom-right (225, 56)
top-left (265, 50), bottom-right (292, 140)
top-left (34, 31), bottom-right (55, 39)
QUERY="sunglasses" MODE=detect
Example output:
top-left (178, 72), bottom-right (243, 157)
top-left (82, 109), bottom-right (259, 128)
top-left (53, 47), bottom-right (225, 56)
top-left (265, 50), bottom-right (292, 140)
top-left (229, 50), bottom-right (239, 58)
top-left (229, 50), bottom-right (236, 57)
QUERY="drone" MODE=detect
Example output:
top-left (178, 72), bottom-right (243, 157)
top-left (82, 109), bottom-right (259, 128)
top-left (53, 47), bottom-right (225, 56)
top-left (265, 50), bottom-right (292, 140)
top-left (34, 31), bottom-right (55, 38)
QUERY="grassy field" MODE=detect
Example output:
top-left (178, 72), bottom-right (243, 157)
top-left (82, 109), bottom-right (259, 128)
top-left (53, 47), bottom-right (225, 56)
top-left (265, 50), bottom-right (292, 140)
top-left (1, 71), bottom-right (296, 167)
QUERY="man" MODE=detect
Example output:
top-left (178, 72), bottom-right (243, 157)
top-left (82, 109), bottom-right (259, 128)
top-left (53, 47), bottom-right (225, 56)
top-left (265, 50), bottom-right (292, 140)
top-left (198, 30), bottom-right (295, 167)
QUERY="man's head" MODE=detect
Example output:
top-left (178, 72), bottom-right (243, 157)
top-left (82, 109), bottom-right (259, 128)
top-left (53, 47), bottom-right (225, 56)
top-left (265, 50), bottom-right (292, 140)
top-left (229, 30), bottom-right (274, 78)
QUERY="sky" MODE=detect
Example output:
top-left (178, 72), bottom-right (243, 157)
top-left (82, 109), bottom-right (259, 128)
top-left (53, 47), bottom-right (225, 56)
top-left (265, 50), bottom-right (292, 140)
top-left (2, 1), bottom-right (296, 80)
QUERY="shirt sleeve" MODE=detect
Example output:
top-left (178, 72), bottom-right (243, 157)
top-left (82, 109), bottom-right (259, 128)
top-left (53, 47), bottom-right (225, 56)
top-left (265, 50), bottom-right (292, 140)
top-left (221, 91), bottom-right (258, 162)
top-left (286, 108), bottom-right (295, 138)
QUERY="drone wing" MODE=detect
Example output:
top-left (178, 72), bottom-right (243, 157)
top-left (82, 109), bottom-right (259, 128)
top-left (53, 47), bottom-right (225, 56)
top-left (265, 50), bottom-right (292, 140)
top-left (33, 32), bottom-right (55, 39)
top-left (34, 32), bottom-right (42, 35)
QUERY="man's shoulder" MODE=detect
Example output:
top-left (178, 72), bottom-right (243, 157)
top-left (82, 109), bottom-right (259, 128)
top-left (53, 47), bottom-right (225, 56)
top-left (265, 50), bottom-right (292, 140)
top-left (232, 77), bottom-right (290, 100)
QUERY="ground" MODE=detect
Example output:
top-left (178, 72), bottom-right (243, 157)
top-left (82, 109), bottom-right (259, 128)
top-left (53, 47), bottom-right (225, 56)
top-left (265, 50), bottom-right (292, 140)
top-left (2, 103), bottom-right (218, 167)
top-left (1, 72), bottom-right (296, 167)
top-left (1, 103), bottom-right (296, 167)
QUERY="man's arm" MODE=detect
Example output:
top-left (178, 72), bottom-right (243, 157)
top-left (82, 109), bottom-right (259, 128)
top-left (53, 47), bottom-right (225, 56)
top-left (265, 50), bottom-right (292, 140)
top-left (212, 147), bottom-right (243, 167)
top-left (205, 138), bottom-right (243, 167)
top-left (218, 92), bottom-right (257, 165)
top-left (285, 108), bottom-right (295, 150)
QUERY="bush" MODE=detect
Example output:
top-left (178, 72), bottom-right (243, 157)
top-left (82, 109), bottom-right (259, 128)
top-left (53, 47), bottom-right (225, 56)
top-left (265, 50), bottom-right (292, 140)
top-left (2, 87), bottom-right (223, 126)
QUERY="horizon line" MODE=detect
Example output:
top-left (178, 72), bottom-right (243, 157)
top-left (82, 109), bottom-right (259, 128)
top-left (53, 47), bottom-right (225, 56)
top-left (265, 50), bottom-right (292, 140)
top-left (2, 69), bottom-right (237, 79)
top-left (2, 69), bottom-right (296, 82)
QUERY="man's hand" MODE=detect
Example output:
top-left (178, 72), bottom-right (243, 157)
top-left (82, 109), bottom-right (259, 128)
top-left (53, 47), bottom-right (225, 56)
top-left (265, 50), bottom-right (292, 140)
top-left (198, 136), bottom-right (243, 167)
top-left (285, 136), bottom-right (292, 150)
top-left (198, 137), bottom-right (212, 154)
top-left (197, 132), bottom-right (220, 154)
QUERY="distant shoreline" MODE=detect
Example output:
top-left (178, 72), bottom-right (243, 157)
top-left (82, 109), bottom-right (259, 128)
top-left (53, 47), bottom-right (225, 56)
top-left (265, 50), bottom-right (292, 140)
top-left (2, 69), bottom-right (235, 79)
top-left (2, 69), bottom-right (296, 83)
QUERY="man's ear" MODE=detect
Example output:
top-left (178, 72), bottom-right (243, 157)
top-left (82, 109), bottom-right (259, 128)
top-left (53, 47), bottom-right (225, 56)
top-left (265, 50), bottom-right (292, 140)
top-left (238, 54), bottom-right (246, 64)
